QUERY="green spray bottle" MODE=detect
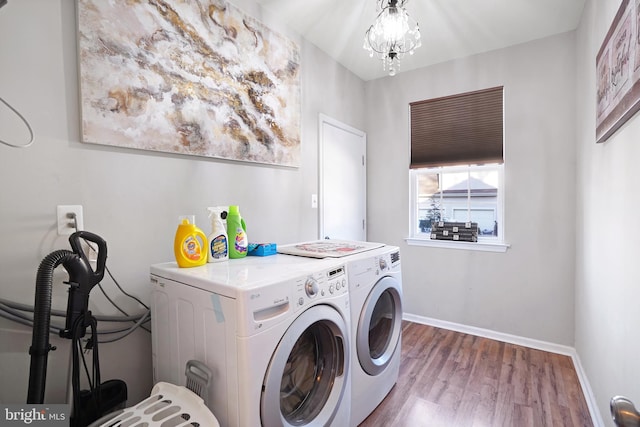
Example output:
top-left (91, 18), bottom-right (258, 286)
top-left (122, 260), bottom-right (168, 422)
top-left (227, 205), bottom-right (248, 258)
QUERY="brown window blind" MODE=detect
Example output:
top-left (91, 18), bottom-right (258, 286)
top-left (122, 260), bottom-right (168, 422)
top-left (410, 86), bottom-right (504, 169)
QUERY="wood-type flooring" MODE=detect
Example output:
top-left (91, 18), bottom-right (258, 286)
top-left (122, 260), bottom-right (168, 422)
top-left (359, 321), bottom-right (594, 427)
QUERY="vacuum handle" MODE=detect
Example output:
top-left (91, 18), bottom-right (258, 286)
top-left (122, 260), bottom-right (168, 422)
top-left (69, 231), bottom-right (107, 283)
top-left (61, 231), bottom-right (107, 338)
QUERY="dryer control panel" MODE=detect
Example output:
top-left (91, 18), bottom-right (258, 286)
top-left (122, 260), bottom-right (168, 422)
top-left (294, 265), bottom-right (347, 312)
top-left (349, 249), bottom-right (401, 292)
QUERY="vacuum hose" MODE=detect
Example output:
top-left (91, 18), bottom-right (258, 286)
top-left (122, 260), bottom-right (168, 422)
top-left (26, 249), bottom-right (73, 404)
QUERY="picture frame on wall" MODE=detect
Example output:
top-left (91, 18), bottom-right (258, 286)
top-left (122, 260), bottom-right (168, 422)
top-left (76, 0), bottom-right (301, 166)
top-left (596, 0), bottom-right (640, 143)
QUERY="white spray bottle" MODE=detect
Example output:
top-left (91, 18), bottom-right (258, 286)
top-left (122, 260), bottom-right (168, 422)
top-left (207, 207), bottom-right (229, 263)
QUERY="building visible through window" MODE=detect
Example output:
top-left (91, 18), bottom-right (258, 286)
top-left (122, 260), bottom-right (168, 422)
top-left (413, 165), bottom-right (502, 240)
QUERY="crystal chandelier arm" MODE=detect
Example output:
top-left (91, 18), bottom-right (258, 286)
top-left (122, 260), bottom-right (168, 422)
top-left (363, 0), bottom-right (422, 75)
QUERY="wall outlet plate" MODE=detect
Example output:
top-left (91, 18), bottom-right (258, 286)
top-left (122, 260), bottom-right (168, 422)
top-left (57, 205), bottom-right (83, 235)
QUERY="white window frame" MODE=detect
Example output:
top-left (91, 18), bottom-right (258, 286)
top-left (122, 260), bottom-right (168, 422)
top-left (406, 164), bottom-right (510, 252)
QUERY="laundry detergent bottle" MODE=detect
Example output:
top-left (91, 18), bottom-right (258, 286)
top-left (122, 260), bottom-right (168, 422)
top-left (174, 215), bottom-right (208, 267)
top-left (207, 207), bottom-right (229, 263)
top-left (227, 205), bottom-right (248, 259)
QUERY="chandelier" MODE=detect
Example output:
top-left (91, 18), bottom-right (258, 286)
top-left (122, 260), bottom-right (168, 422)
top-left (363, 0), bottom-right (421, 76)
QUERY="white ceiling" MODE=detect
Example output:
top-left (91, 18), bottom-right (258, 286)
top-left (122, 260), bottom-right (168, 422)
top-left (255, 0), bottom-right (586, 81)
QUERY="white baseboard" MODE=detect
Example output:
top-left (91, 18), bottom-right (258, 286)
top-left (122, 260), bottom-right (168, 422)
top-left (571, 351), bottom-right (605, 427)
top-left (402, 313), bottom-right (605, 427)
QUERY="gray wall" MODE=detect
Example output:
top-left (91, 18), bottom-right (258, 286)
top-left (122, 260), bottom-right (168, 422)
top-left (575, 0), bottom-right (640, 424)
top-left (4, 0), bottom-right (634, 424)
top-left (366, 32), bottom-right (578, 345)
top-left (0, 0), bottom-right (365, 403)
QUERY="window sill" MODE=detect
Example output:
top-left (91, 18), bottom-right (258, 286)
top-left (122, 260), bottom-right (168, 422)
top-left (405, 237), bottom-right (510, 253)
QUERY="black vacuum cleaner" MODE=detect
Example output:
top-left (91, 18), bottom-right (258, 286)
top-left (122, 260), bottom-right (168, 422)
top-left (26, 231), bottom-right (127, 427)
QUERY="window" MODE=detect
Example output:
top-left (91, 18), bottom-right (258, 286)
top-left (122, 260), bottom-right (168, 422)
top-left (408, 87), bottom-right (507, 251)
top-left (410, 164), bottom-right (503, 240)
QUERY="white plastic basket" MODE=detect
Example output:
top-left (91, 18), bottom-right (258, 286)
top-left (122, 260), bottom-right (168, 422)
top-left (90, 381), bottom-right (219, 427)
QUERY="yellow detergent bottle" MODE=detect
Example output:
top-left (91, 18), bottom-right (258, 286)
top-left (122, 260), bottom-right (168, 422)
top-left (174, 215), bottom-right (208, 268)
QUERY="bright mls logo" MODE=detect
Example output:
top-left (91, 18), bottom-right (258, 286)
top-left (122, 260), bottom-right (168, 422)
top-left (1, 405), bottom-right (69, 425)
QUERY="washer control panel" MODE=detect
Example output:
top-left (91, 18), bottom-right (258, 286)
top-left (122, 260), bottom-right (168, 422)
top-left (304, 276), bottom-right (320, 297)
top-left (295, 264), bottom-right (347, 312)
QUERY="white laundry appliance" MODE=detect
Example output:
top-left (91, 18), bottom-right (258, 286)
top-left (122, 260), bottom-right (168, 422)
top-left (345, 245), bottom-right (403, 426)
top-left (149, 254), bottom-right (351, 427)
top-left (277, 240), bottom-right (403, 426)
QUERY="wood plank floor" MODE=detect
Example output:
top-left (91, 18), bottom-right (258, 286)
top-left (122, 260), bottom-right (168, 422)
top-left (359, 321), bottom-right (593, 427)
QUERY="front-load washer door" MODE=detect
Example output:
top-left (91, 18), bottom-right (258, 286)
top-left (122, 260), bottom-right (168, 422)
top-left (357, 276), bottom-right (402, 376)
top-left (261, 305), bottom-right (349, 427)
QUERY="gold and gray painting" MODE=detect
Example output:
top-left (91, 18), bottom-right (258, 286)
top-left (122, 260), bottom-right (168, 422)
top-left (77, 0), bottom-right (301, 166)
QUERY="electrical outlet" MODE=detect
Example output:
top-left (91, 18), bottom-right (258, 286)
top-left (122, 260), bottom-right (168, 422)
top-left (57, 205), bottom-right (83, 235)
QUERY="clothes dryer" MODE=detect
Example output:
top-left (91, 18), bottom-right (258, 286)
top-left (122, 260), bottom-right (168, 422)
top-left (150, 255), bottom-right (351, 427)
top-left (346, 245), bottom-right (403, 426)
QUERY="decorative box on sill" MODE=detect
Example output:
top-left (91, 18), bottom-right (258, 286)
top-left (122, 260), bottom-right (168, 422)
top-left (430, 221), bottom-right (479, 242)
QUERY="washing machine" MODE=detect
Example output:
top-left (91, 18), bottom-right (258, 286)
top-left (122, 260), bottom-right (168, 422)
top-left (346, 245), bottom-right (403, 426)
top-left (278, 240), bottom-right (403, 425)
top-left (149, 255), bottom-right (351, 427)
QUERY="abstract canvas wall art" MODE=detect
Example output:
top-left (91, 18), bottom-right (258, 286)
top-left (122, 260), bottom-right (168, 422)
top-left (77, 0), bottom-right (301, 166)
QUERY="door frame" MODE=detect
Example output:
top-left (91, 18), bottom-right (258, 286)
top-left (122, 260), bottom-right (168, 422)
top-left (318, 113), bottom-right (367, 240)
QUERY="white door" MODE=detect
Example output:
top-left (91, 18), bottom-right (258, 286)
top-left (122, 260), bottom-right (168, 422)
top-left (319, 114), bottom-right (366, 241)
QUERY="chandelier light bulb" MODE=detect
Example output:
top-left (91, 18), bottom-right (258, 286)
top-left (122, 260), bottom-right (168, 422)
top-left (364, 0), bottom-right (421, 76)
top-left (381, 7), bottom-right (408, 41)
